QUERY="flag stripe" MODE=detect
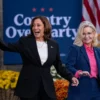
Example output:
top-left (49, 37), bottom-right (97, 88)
top-left (93, 0), bottom-right (100, 26)
top-left (83, 0), bottom-right (96, 26)
top-left (97, 0), bottom-right (100, 10)
top-left (82, 5), bottom-right (91, 22)
top-left (82, 16), bottom-right (85, 21)
top-left (82, 0), bottom-right (100, 33)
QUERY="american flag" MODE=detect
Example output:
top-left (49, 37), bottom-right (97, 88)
top-left (82, 0), bottom-right (100, 33)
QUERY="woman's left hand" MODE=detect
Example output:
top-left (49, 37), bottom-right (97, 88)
top-left (71, 77), bottom-right (79, 86)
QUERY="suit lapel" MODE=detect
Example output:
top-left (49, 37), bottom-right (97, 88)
top-left (30, 38), bottom-right (42, 66)
top-left (29, 38), bottom-right (54, 66)
top-left (43, 40), bottom-right (53, 66)
top-left (80, 46), bottom-right (90, 66)
top-left (93, 48), bottom-right (100, 72)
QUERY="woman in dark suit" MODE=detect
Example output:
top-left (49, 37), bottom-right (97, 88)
top-left (0, 16), bottom-right (79, 100)
top-left (66, 21), bottom-right (100, 100)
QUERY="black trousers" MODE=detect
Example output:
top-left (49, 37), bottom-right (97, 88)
top-left (20, 82), bottom-right (56, 100)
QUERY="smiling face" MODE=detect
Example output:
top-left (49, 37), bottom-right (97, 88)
top-left (82, 26), bottom-right (95, 46)
top-left (32, 18), bottom-right (44, 41)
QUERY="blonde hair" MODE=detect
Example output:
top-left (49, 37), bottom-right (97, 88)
top-left (73, 21), bottom-right (98, 47)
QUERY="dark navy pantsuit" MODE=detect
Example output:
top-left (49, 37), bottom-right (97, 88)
top-left (66, 45), bottom-right (100, 100)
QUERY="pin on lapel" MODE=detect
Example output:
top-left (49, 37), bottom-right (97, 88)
top-left (51, 46), bottom-right (53, 48)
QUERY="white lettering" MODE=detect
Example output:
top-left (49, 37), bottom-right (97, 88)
top-left (24, 29), bottom-right (30, 36)
top-left (52, 29), bottom-right (59, 37)
top-left (5, 14), bottom-right (77, 40)
top-left (59, 29), bottom-right (66, 37)
top-left (52, 28), bottom-right (76, 39)
top-left (5, 27), bottom-right (31, 38)
top-left (24, 17), bottom-right (31, 26)
top-left (6, 26), bottom-right (17, 38)
top-left (14, 14), bottom-right (32, 26)
top-left (63, 17), bottom-right (71, 28)
top-left (56, 17), bottom-right (62, 25)
top-left (49, 15), bottom-right (55, 25)
top-left (71, 29), bottom-right (77, 40)
top-left (17, 29), bottom-right (25, 37)
top-left (14, 14), bottom-right (24, 26)
top-left (66, 27), bottom-right (71, 37)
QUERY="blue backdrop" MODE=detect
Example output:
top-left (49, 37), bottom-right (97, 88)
top-left (3, 0), bottom-right (82, 64)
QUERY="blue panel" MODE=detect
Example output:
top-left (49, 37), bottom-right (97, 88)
top-left (3, 0), bottom-right (82, 64)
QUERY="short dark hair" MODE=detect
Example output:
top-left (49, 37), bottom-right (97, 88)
top-left (29, 16), bottom-right (52, 41)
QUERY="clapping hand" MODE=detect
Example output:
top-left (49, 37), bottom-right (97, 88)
top-left (78, 71), bottom-right (90, 77)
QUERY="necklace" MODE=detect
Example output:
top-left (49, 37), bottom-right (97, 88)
top-left (36, 41), bottom-right (45, 48)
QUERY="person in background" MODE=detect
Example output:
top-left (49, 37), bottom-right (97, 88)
top-left (0, 16), bottom-right (79, 100)
top-left (66, 21), bottom-right (100, 100)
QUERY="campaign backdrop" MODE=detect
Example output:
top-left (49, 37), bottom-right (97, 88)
top-left (3, 0), bottom-right (82, 64)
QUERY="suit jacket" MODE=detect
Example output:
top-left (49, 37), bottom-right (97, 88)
top-left (66, 45), bottom-right (100, 100)
top-left (0, 36), bottom-right (73, 98)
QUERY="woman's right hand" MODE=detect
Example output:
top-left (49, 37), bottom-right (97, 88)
top-left (78, 71), bottom-right (90, 77)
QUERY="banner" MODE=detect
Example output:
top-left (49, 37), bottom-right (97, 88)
top-left (3, 0), bottom-right (82, 64)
